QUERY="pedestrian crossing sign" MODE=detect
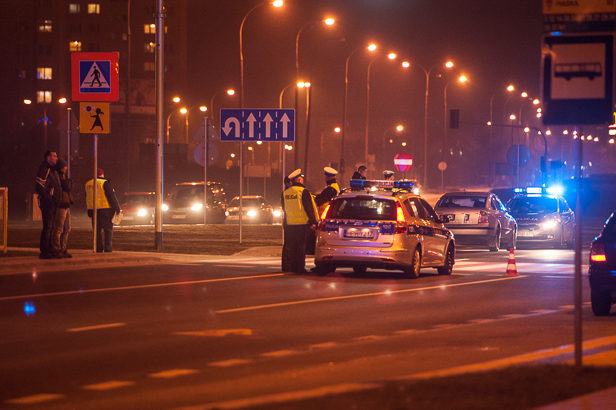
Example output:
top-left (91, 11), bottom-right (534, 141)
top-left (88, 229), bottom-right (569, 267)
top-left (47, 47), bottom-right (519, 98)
top-left (71, 52), bottom-right (119, 101)
top-left (79, 102), bottom-right (110, 134)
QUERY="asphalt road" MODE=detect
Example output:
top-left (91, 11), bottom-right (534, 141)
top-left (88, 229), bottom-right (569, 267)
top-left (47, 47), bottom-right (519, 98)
top-left (2, 246), bottom-right (616, 409)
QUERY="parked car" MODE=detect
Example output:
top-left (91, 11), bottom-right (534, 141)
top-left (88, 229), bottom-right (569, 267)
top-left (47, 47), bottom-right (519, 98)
top-left (314, 179), bottom-right (455, 278)
top-left (589, 212), bottom-right (616, 316)
top-left (119, 192), bottom-right (155, 225)
top-left (162, 182), bottom-right (226, 224)
top-left (434, 191), bottom-right (517, 252)
top-left (506, 187), bottom-right (575, 249)
top-left (225, 195), bottom-right (275, 224)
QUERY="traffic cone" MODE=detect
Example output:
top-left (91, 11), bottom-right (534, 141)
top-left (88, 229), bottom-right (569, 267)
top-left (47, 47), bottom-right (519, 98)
top-left (506, 248), bottom-right (519, 276)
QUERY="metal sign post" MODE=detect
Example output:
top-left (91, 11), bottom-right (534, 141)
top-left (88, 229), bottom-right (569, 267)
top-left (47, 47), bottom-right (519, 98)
top-left (92, 134), bottom-right (98, 253)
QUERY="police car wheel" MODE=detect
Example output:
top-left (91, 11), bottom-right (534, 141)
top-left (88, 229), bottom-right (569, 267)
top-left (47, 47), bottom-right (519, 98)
top-left (404, 248), bottom-right (421, 279)
top-left (488, 227), bottom-right (501, 252)
top-left (437, 246), bottom-right (454, 275)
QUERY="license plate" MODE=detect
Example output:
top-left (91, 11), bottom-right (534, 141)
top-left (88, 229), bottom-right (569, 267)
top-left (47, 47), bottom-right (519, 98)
top-left (172, 215), bottom-right (186, 219)
top-left (344, 228), bottom-right (375, 239)
top-left (227, 215), bottom-right (239, 220)
top-left (519, 230), bottom-right (533, 237)
top-left (123, 216), bottom-right (133, 220)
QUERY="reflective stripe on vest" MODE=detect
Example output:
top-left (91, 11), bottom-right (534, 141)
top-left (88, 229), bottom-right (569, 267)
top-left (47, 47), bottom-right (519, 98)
top-left (85, 179), bottom-right (111, 209)
top-left (331, 182), bottom-right (340, 195)
top-left (284, 186), bottom-right (319, 225)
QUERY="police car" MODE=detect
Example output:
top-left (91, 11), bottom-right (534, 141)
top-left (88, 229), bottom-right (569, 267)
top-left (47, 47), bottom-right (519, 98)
top-left (314, 180), bottom-right (455, 278)
top-left (505, 187), bottom-right (575, 248)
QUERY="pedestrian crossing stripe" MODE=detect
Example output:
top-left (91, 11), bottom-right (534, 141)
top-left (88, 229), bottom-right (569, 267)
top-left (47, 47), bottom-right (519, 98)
top-left (79, 61), bottom-right (111, 93)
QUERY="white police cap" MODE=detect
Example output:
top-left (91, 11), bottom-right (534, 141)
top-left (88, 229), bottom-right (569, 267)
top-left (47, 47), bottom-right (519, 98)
top-left (288, 169), bottom-right (303, 180)
top-left (324, 167), bottom-right (338, 176)
top-left (383, 170), bottom-right (395, 177)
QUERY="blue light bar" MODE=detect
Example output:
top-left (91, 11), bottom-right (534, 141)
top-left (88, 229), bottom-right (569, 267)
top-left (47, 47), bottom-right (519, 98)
top-left (527, 187), bottom-right (542, 194)
top-left (546, 185), bottom-right (564, 196)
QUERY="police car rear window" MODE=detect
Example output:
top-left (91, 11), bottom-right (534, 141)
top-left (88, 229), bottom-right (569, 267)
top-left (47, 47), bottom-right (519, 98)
top-left (437, 196), bottom-right (487, 208)
top-left (328, 197), bottom-right (397, 221)
top-left (508, 197), bottom-right (557, 213)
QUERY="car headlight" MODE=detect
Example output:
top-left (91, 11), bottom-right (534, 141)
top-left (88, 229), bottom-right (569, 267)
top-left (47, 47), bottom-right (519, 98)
top-left (225, 211), bottom-right (229, 216)
top-left (412, 188), bottom-right (420, 195)
top-left (541, 219), bottom-right (558, 229)
top-left (162, 204), bottom-right (168, 211)
top-left (247, 210), bottom-right (257, 217)
top-left (273, 210), bottom-right (281, 217)
top-left (191, 203), bottom-right (203, 211)
top-left (137, 209), bottom-right (148, 217)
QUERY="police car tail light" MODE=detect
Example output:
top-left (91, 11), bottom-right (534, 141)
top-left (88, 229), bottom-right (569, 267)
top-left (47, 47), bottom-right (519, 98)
top-left (478, 211), bottom-right (489, 223)
top-left (318, 220), bottom-right (327, 231)
top-left (591, 242), bottom-right (607, 262)
top-left (395, 203), bottom-right (407, 234)
top-left (320, 204), bottom-right (331, 220)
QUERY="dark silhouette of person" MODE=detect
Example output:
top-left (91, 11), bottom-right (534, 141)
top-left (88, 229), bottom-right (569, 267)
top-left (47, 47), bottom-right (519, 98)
top-left (90, 66), bottom-right (102, 87)
top-left (90, 108), bottom-right (104, 131)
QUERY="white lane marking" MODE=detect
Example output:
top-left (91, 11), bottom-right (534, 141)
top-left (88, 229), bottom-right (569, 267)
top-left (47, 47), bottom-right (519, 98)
top-left (82, 381), bottom-right (135, 390)
top-left (310, 342), bottom-right (339, 349)
top-left (215, 276), bottom-right (525, 314)
top-left (0, 273), bottom-right (284, 301)
top-left (353, 335), bottom-right (385, 342)
top-left (5, 394), bottom-right (64, 405)
top-left (468, 318), bottom-right (497, 324)
top-left (149, 369), bottom-right (198, 379)
top-left (394, 329), bottom-right (417, 335)
top-left (208, 359), bottom-right (252, 367)
top-left (173, 329), bottom-right (252, 337)
top-left (499, 314), bottom-right (525, 318)
top-left (260, 350), bottom-right (298, 358)
top-left (67, 323), bottom-right (125, 332)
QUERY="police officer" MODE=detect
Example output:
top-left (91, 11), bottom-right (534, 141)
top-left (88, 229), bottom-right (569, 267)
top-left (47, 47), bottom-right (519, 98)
top-left (351, 165), bottom-right (367, 180)
top-left (314, 167), bottom-right (340, 213)
top-left (86, 168), bottom-right (121, 252)
top-left (383, 170), bottom-right (395, 180)
top-left (281, 169), bottom-right (319, 274)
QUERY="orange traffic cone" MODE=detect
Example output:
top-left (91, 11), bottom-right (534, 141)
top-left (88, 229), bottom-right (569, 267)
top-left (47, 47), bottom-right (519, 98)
top-left (506, 248), bottom-right (519, 276)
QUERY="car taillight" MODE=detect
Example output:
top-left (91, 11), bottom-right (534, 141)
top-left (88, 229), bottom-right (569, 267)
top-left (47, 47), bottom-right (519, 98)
top-left (478, 210), bottom-right (489, 223)
top-left (395, 203), bottom-right (407, 233)
top-left (320, 204), bottom-right (330, 220)
top-left (318, 220), bottom-right (327, 231)
top-left (590, 242), bottom-right (606, 262)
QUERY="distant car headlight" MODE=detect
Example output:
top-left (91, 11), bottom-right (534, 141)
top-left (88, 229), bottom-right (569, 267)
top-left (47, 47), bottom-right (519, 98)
top-left (137, 209), bottom-right (148, 217)
top-left (191, 203), bottom-right (203, 211)
top-left (162, 204), bottom-right (169, 211)
top-left (273, 210), bottom-right (281, 217)
top-left (225, 211), bottom-right (229, 216)
top-left (412, 187), bottom-right (420, 195)
top-left (541, 219), bottom-right (558, 229)
top-left (247, 210), bottom-right (257, 217)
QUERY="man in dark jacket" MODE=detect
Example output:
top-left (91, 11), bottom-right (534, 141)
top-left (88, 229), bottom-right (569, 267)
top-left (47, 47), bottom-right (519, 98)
top-left (35, 150), bottom-right (62, 259)
top-left (86, 168), bottom-right (121, 252)
top-left (351, 165), bottom-right (367, 180)
top-left (51, 159), bottom-right (74, 258)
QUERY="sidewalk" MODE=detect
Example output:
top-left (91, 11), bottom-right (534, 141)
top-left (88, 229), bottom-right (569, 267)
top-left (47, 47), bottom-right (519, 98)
top-left (531, 386), bottom-right (616, 410)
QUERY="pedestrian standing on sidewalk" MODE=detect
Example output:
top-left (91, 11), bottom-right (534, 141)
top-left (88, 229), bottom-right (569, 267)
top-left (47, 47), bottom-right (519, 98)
top-left (35, 150), bottom-right (62, 259)
top-left (51, 159), bottom-right (74, 258)
top-left (86, 168), bottom-right (121, 253)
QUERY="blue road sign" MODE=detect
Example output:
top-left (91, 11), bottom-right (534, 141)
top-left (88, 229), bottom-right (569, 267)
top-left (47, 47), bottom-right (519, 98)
top-left (220, 109), bottom-right (295, 141)
top-left (79, 61), bottom-right (112, 94)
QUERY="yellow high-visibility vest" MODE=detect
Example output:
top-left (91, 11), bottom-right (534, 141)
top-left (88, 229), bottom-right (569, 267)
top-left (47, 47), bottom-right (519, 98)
top-left (317, 182), bottom-right (340, 214)
top-left (284, 186), bottom-right (319, 225)
top-left (85, 179), bottom-right (111, 209)
top-left (331, 182), bottom-right (340, 194)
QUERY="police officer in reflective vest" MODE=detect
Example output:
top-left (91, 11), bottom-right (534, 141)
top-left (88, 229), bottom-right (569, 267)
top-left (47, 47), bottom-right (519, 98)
top-left (281, 169), bottom-right (319, 274)
top-left (86, 168), bottom-right (121, 253)
top-left (314, 167), bottom-right (340, 214)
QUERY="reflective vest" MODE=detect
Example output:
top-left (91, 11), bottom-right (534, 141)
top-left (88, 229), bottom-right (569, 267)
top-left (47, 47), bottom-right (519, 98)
top-left (331, 182), bottom-right (340, 195)
top-left (85, 178), bottom-right (111, 209)
top-left (284, 186), bottom-right (319, 225)
top-left (317, 182), bottom-right (340, 214)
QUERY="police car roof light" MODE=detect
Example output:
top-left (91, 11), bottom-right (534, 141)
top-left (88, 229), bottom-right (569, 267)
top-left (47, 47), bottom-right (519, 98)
top-left (527, 187), bottom-right (542, 194)
top-left (546, 185), bottom-right (564, 196)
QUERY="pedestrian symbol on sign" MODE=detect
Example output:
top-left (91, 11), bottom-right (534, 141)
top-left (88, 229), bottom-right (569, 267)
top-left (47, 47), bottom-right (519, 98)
top-left (79, 61), bottom-right (111, 94)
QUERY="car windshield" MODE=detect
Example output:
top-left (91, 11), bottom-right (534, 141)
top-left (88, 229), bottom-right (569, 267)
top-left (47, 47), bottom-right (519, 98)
top-left (121, 195), bottom-right (150, 206)
top-left (168, 186), bottom-right (213, 201)
top-left (436, 196), bottom-right (487, 208)
top-left (328, 197), bottom-right (397, 221)
top-left (229, 198), bottom-right (264, 208)
top-left (508, 197), bottom-right (557, 213)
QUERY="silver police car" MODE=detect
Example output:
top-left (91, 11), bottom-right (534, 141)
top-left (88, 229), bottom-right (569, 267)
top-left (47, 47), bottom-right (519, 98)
top-left (314, 180), bottom-right (455, 278)
top-left (434, 191), bottom-right (517, 252)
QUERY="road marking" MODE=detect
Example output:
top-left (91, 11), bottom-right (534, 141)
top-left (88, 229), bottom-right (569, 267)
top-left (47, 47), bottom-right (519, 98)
top-left (5, 394), bottom-right (64, 405)
top-left (310, 342), bottom-right (339, 349)
top-left (149, 369), bottom-right (199, 378)
top-left (0, 273), bottom-right (284, 301)
top-left (529, 309), bottom-right (556, 314)
top-left (353, 335), bottom-right (385, 342)
top-left (67, 323), bottom-right (125, 332)
top-left (571, 350), bottom-right (616, 365)
top-left (468, 318), bottom-right (497, 324)
top-left (82, 381), bottom-right (135, 390)
top-left (260, 350), bottom-right (298, 358)
top-left (215, 276), bottom-right (525, 314)
top-left (173, 329), bottom-right (252, 337)
top-left (394, 329), bottom-right (417, 335)
top-left (208, 359), bottom-right (252, 367)
top-left (499, 314), bottom-right (525, 318)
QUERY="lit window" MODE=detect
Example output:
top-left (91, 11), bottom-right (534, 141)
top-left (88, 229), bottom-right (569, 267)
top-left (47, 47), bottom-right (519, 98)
top-left (69, 3), bottom-right (80, 13)
top-left (87, 4), bottom-right (100, 14)
top-left (144, 24), bottom-right (155, 34)
top-left (37, 67), bottom-right (52, 80)
top-left (69, 41), bottom-right (81, 51)
top-left (37, 91), bottom-right (52, 103)
top-left (38, 20), bottom-right (52, 32)
top-left (144, 42), bottom-right (155, 53)
top-left (144, 62), bottom-right (155, 71)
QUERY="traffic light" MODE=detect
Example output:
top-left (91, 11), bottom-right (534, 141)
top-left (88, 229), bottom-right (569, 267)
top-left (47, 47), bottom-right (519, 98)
top-left (450, 109), bottom-right (459, 129)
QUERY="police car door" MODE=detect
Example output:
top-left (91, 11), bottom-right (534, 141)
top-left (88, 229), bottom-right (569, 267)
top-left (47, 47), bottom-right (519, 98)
top-left (418, 198), bottom-right (448, 265)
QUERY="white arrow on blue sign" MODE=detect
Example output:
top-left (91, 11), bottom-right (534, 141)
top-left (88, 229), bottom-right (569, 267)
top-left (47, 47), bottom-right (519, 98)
top-left (220, 109), bottom-right (295, 142)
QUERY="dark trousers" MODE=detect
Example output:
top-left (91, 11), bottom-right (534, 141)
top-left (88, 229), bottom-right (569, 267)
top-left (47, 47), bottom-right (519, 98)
top-left (39, 203), bottom-right (57, 255)
top-left (89, 208), bottom-right (115, 252)
top-left (282, 224), bottom-right (308, 273)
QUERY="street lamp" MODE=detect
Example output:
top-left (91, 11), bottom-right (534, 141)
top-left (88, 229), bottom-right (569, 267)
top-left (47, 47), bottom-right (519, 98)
top-left (382, 124), bottom-right (404, 170)
top-left (183, 105), bottom-right (207, 144)
top-left (210, 89), bottom-right (235, 130)
top-left (402, 60), bottom-right (453, 188)
top-left (341, 43), bottom-right (377, 182)
top-left (166, 107), bottom-right (187, 144)
top-left (365, 52), bottom-right (397, 177)
top-left (443, 74), bottom-right (467, 152)
top-left (488, 84), bottom-right (515, 186)
top-left (24, 97), bottom-right (67, 149)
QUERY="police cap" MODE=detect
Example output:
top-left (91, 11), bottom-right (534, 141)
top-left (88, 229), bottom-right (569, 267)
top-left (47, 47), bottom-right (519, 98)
top-left (288, 169), bottom-right (303, 180)
top-left (383, 170), bottom-right (395, 178)
top-left (324, 167), bottom-right (338, 176)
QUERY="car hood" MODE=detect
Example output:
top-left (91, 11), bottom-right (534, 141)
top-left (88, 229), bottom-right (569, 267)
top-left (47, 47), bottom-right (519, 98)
top-left (512, 211), bottom-right (559, 224)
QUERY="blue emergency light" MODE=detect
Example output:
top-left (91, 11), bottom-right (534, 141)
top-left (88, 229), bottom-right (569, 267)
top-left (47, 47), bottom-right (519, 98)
top-left (513, 186), bottom-right (565, 196)
top-left (349, 179), bottom-right (415, 190)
